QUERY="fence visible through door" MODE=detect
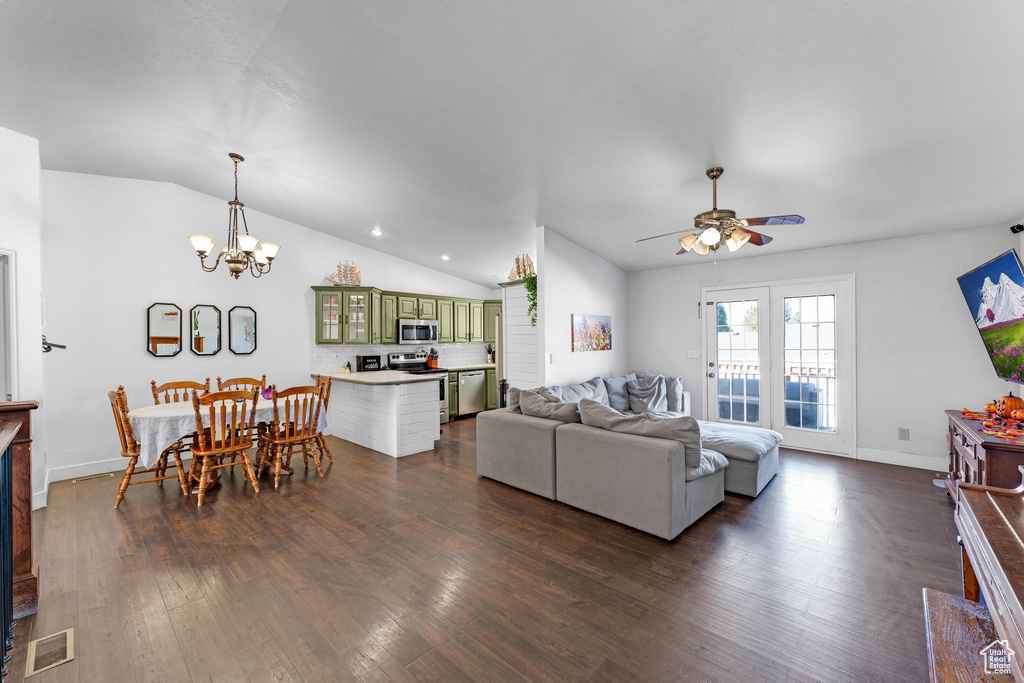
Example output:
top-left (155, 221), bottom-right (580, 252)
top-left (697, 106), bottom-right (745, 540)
top-left (704, 276), bottom-right (854, 456)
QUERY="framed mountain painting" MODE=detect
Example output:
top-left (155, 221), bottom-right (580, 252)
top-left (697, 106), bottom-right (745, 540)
top-left (958, 249), bottom-right (1024, 381)
top-left (572, 314), bottom-right (612, 352)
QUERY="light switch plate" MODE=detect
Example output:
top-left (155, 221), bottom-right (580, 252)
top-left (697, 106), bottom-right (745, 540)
top-left (687, 350), bottom-right (700, 359)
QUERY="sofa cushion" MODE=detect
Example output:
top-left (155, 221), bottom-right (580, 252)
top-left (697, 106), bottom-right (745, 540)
top-left (543, 377), bottom-right (609, 405)
top-left (579, 398), bottom-right (701, 467)
top-left (520, 389), bottom-right (581, 423)
top-left (687, 449), bottom-right (729, 481)
top-left (602, 373), bottom-right (636, 412)
top-left (697, 420), bottom-right (782, 462)
top-left (627, 375), bottom-right (668, 413)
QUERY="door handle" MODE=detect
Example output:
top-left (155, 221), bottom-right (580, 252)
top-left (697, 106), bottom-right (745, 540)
top-left (707, 372), bottom-right (715, 378)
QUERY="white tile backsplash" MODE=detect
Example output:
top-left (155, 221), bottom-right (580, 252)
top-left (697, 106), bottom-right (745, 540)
top-left (311, 342), bottom-right (489, 374)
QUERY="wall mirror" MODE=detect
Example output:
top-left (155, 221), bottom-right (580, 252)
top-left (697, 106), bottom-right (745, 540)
top-left (146, 303), bottom-right (182, 357)
top-left (229, 306), bottom-right (257, 355)
top-left (189, 304), bottom-right (221, 356)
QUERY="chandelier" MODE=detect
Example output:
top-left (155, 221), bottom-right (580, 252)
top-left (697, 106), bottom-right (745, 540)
top-left (188, 153), bottom-right (280, 279)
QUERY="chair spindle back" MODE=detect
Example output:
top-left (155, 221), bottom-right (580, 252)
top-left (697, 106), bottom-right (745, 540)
top-left (108, 386), bottom-right (138, 457)
top-left (191, 389), bottom-right (259, 453)
top-left (152, 378), bottom-right (211, 405)
top-left (217, 374), bottom-right (267, 392)
top-left (270, 384), bottom-right (324, 441)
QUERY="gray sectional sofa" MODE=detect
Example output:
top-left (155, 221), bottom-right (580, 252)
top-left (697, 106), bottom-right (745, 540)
top-left (476, 372), bottom-right (781, 540)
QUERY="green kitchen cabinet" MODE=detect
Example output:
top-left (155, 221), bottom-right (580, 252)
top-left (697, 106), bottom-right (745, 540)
top-left (485, 367), bottom-right (497, 410)
top-left (437, 298), bottom-right (454, 343)
top-left (314, 287), bottom-right (344, 344)
top-left (419, 298), bottom-right (437, 320)
top-left (381, 294), bottom-right (398, 344)
top-left (342, 288), bottom-right (373, 344)
top-left (448, 372), bottom-right (459, 417)
top-left (469, 300), bottom-right (484, 342)
top-left (453, 300), bottom-right (470, 343)
top-left (398, 296), bottom-right (418, 319)
top-left (370, 289), bottom-right (382, 344)
top-left (483, 300), bottom-right (501, 344)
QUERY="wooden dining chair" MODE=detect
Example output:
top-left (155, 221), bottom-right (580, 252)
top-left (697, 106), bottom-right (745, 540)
top-left (188, 388), bottom-right (261, 506)
top-left (109, 386), bottom-right (187, 508)
top-left (151, 378), bottom-right (211, 404)
top-left (258, 384), bottom-right (325, 490)
top-left (217, 374), bottom-right (267, 392)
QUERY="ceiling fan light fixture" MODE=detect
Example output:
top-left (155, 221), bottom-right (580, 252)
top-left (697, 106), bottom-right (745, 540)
top-left (678, 234), bottom-right (700, 252)
top-left (692, 240), bottom-right (711, 256)
top-left (699, 227), bottom-right (721, 246)
top-left (726, 228), bottom-right (751, 252)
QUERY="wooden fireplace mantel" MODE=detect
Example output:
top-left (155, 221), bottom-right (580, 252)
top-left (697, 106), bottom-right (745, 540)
top-left (0, 401), bottom-right (38, 618)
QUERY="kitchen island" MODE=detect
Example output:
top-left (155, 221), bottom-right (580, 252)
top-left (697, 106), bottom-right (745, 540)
top-left (317, 370), bottom-right (446, 458)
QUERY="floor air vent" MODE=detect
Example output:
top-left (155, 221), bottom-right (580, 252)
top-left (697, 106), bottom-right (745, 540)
top-left (25, 628), bottom-right (74, 677)
top-left (71, 473), bottom-right (114, 484)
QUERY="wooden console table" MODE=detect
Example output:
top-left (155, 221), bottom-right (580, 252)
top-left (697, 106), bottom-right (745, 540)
top-left (946, 410), bottom-right (1024, 497)
top-left (0, 402), bottom-right (38, 618)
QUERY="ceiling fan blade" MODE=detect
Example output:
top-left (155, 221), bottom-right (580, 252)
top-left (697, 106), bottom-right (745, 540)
top-left (738, 215), bottom-right (804, 227)
top-left (746, 230), bottom-right (774, 246)
top-left (636, 227), bottom-right (697, 243)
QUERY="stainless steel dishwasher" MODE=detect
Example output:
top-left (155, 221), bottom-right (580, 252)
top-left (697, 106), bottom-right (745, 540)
top-left (458, 370), bottom-right (486, 415)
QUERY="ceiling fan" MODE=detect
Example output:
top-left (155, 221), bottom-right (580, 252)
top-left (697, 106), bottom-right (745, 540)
top-left (636, 167), bottom-right (804, 255)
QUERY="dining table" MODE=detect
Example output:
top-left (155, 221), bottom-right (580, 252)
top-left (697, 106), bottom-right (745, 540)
top-left (128, 400), bottom-right (328, 469)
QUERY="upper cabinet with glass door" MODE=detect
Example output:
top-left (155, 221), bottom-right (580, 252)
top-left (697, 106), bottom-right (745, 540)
top-left (314, 287), bottom-right (343, 343)
top-left (312, 286), bottom-right (500, 345)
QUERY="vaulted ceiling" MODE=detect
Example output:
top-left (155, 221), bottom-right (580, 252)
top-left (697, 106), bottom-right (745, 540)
top-left (3, 1), bottom-right (1023, 286)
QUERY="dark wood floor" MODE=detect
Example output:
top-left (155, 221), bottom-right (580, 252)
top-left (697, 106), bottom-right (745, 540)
top-left (9, 417), bottom-right (959, 682)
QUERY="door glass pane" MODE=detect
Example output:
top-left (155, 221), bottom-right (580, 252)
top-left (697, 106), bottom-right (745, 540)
top-left (322, 294), bottom-right (339, 340)
top-left (716, 299), bottom-right (760, 423)
top-left (348, 293), bottom-right (367, 341)
top-left (783, 294), bottom-right (836, 431)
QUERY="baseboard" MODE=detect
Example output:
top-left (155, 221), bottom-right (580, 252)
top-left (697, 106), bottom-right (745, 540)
top-left (856, 447), bottom-right (947, 472)
top-left (46, 457), bottom-right (124, 486)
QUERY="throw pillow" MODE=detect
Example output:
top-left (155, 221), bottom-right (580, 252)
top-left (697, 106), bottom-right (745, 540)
top-left (634, 371), bottom-right (685, 413)
top-left (627, 375), bottom-right (668, 413)
top-left (666, 376), bottom-right (685, 413)
top-left (543, 377), bottom-right (609, 405)
top-left (602, 372), bottom-right (637, 413)
top-left (579, 398), bottom-right (701, 467)
top-left (519, 389), bottom-right (581, 423)
top-left (508, 387), bottom-right (522, 414)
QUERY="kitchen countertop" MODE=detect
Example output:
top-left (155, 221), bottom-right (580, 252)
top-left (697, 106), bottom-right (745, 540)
top-left (444, 363), bottom-right (496, 371)
top-left (314, 370), bottom-right (448, 385)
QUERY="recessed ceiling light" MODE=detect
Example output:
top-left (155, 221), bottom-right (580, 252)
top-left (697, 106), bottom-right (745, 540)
top-left (441, 255), bottom-right (450, 261)
top-left (371, 227), bottom-right (383, 236)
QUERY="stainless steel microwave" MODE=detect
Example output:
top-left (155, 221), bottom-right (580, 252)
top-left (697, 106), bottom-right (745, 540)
top-left (398, 319), bottom-right (438, 345)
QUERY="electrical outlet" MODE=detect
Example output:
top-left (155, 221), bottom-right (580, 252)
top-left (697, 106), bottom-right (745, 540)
top-left (898, 427), bottom-right (910, 441)
top-left (687, 350), bottom-right (700, 359)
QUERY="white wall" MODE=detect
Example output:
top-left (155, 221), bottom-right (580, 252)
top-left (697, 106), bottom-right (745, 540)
top-left (500, 283), bottom-right (539, 389)
top-left (0, 127), bottom-right (47, 507)
top-left (537, 226), bottom-right (628, 385)
top-left (40, 170), bottom-right (494, 489)
top-left (627, 225), bottom-right (1017, 470)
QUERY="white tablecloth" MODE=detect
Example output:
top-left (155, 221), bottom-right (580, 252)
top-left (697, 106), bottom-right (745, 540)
top-left (128, 401), bottom-right (328, 468)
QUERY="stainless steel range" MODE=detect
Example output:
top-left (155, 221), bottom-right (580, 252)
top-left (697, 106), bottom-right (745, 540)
top-left (387, 351), bottom-right (449, 424)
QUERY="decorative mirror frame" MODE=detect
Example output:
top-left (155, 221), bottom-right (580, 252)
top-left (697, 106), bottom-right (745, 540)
top-left (228, 306), bottom-right (257, 355)
top-left (146, 302), bottom-right (182, 358)
top-left (189, 304), bottom-right (222, 357)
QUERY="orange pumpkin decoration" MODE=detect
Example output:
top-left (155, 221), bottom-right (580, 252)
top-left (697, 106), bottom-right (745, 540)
top-left (999, 393), bottom-right (1024, 417)
top-left (1012, 409), bottom-right (1024, 421)
top-left (985, 400), bottom-right (1000, 414)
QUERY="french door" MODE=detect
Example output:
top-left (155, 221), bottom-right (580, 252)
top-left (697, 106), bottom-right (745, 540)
top-left (704, 276), bottom-right (855, 456)
top-left (705, 287), bottom-right (773, 429)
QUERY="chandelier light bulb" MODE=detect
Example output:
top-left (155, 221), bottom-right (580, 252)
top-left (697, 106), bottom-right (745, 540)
top-left (699, 227), bottom-right (721, 246)
top-left (236, 234), bottom-right (260, 254)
